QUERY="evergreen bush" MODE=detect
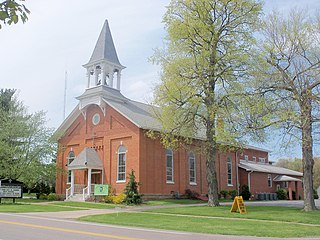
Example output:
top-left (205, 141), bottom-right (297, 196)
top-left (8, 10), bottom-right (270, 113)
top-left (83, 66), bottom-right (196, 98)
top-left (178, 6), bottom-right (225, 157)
top-left (124, 170), bottom-right (142, 205)
top-left (240, 185), bottom-right (251, 200)
top-left (276, 188), bottom-right (287, 200)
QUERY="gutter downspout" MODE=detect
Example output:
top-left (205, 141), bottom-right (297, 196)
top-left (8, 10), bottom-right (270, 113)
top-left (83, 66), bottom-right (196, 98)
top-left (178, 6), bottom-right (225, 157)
top-left (248, 170), bottom-right (253, 192)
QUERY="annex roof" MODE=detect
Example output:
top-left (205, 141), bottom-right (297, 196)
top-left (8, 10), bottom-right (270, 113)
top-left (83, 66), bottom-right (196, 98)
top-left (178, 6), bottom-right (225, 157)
top-left (83, 19), bottom-right (123, 68)
top-left (68, 147), bottom-right (103, 170)
top-left (239, 160), bottom-right (303, 177)
top-left (273, 175), bottom-right (302, 182)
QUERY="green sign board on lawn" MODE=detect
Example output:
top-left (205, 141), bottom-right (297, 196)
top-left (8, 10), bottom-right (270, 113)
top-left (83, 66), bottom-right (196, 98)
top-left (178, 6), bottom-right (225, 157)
top-left (94, 184), bottom-right (109, 196)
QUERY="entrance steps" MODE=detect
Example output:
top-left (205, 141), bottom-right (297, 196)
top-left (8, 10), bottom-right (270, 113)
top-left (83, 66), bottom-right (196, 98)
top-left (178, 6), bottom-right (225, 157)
top-left (65, 194), bottom-right (84, 202)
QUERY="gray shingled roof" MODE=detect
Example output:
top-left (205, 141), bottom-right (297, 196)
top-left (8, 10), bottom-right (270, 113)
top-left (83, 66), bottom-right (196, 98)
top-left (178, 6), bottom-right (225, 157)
top-left (68, 147), bottom-right (103, 170)
top-left (85, 19), bottom-right (122, 66)
top-left (239, 160), bottom-right (302, 176)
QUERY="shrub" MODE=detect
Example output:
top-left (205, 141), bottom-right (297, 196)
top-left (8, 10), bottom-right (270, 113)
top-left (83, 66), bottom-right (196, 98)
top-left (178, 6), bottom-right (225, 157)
top-left (220, 190), bottom-right (228, 199)
top-left (228, 190), bottom-right (237, 200)
top-left (276, 188), bottom-right (287, 200)
top-left (124, 170), bottom-right (142, 205)
top-left (314, 189), bottom-right (319, 199)
top-left (47, 193), bottom-right (57, 201)
top-left (37, 193), bottom-right (48, 200)
top-left (104, 194), bottom-right (126, 204)
top-left (185, 189), bottom-right (200, 199)
top-left (240, 185), bottom-right (251, 200)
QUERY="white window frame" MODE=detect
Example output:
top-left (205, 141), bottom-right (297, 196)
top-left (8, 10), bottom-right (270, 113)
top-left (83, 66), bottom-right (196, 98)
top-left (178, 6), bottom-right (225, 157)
top-left (252, 156), bottom-right (256, 162)
top-left (117, 146), bottom-right (126, 182)
top-left (268, 174), bottom-right (272, 187)
top-left (227, 157), bottom-right (233, 186)
top-left (166, 149), bottom-right (174, 183)
top-left (259, 157), bottom-right (266, 163)
top-left (244, 155), bottom-right (249, 161)
top-left (189, 152), bottom-right (196, 185)
top-left (67, 151), bottom-right (75, 183)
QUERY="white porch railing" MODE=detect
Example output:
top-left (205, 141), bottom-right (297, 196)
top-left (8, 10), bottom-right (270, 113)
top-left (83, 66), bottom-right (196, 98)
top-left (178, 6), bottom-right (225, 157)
top-left (66, 187), bottom-right (72, 201)
top-left (83, 186), bottom-right (90, 201)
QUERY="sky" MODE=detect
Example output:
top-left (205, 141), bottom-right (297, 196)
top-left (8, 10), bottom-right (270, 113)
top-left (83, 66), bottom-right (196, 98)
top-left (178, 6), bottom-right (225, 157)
top-left (1, 0), bottom-right (320, 160)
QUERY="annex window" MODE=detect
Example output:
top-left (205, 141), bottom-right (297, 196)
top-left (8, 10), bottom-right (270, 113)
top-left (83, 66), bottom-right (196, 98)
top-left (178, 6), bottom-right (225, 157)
top-left (259, 157), bottom-right (266, 163)
top-left (244, 155), bottom-right (249, 161)
top-left (284, 181), bottom-right (288, 188)
top-left (117, 145), bottom-right (126, 182)
top-left (252, 156), bottom-right (256, 162)
top-left (189, 152), bottom-right (196, 184)
top-left (227, 157), bottom-right (232, 186)
top-left (67, 151), bottom-right (75, 183)
top-left (166, 149), bottom-right (174, 183)
top-left (268, 174), bottom-right (272, 187)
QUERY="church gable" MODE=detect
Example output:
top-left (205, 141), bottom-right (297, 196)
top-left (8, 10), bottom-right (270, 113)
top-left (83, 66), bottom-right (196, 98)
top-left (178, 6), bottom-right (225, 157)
top-left (110, 116), bottom-right (125, 129)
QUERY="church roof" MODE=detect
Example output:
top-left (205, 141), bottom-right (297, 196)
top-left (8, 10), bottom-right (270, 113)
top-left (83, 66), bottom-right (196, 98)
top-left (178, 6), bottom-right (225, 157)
top-left (83, 20), bottom-right (123, 67)
top-left (239, 160), bottom-right (302, 176)
top-left (68, 147), bottom-right (103, 170)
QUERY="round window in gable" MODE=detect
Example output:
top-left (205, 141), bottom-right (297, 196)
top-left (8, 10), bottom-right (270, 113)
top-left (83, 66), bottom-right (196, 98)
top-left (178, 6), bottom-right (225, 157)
top-left (92, 113), bottom-right (100, 125)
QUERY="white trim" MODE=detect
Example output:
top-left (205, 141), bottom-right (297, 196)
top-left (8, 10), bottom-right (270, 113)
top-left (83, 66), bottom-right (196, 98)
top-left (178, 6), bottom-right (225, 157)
top-left (227, 157), bottom-right (232, 186)
top-left (188, 152), bottom-right (196, 185)
top-left (116, 180), bottom-right (126, 183)
top-left (166, 181), bottom-right (175, 184)
top-left (117, 145), bottom-right (126, 182)
top-left (190, 182), bottom-right (197, 186)
top-left (166, 149), bottom-right (174, 183)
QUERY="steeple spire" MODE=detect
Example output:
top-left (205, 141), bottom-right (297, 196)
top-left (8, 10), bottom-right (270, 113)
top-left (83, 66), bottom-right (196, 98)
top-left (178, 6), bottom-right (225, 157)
top-left (83, 20), bottom-right (125, 90)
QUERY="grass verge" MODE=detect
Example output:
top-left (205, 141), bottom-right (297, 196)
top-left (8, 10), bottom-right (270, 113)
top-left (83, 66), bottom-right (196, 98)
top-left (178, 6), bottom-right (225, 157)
top-left (0, 203), bottom-right (87, 213)
top-left (50, 201), bottom-right (119, 209)
top-left (79, 206), bottom-right (320, 238)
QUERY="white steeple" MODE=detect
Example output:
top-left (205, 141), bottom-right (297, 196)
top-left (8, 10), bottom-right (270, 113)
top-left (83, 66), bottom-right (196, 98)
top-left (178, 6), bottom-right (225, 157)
top-left (83, 20), bottom-right (125, 90)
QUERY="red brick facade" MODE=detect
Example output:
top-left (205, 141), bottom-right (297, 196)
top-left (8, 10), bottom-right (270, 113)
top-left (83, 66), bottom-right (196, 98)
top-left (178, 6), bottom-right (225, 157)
top-left (56, 103), bottom-right (302, 199)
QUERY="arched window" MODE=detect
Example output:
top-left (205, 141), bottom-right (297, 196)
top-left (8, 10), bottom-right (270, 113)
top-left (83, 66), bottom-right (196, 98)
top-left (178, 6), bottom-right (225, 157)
top-left (67, 151), bottom-right (75, 183)
top-left (189, 152), bottom-right (196, 184)
top-left (166, 149), bottom-right (174, 183)
top-left (117, 146), bottom-right (126, 182)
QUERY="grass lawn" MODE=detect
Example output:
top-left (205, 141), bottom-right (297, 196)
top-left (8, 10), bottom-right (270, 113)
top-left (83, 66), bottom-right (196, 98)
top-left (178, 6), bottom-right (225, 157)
top-left (50, 201), bottom-right (119, 209)
top-left (79, 206), bottom-right (320, 238)
top-left (143, 199), bottom-right (204, 205)
top-left (0, 203), bottom-right (87, 213)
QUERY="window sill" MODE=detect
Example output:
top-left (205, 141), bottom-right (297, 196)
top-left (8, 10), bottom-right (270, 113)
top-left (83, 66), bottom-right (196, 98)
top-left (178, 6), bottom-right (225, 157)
top-left (116, 180), bottom-right (126, 183)
top-left (189, 182), bottom-right (197, 186)
top-left (227, 184), bottom-right (233, 187)
top-left (166, 181), bottom-right (175, 184)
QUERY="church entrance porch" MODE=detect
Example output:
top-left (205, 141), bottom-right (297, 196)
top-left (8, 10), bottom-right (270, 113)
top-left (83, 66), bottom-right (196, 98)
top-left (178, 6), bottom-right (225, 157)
top-left (66, 147), bottom-right (104, 201)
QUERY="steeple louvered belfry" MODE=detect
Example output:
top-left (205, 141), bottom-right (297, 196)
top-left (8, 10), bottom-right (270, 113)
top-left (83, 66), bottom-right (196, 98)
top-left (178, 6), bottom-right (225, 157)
top-left (83, 20), bottom-right (125, 90)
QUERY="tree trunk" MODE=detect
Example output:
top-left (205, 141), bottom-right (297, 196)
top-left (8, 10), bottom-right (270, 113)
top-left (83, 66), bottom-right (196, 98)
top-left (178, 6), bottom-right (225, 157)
top-left (301, 99), bottom-right (316, 211)
top-left (206, 119), bottom-right (220, 207)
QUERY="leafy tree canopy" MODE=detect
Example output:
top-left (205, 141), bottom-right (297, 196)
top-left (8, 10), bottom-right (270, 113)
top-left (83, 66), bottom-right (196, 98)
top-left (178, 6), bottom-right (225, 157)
top-left (0, 0), bottom-right (30, 29)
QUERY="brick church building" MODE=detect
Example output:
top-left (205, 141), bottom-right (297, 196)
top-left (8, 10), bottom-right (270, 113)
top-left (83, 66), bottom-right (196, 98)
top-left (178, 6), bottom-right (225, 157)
top-left (55, 20), bottom-right (303, 201)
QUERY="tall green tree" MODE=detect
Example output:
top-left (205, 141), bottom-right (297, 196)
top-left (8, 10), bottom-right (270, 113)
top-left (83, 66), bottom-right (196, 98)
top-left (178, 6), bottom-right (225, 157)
top-left (151, 0), bottom-right (262, 206)
top-left (252, 9), bottom-right (320, 211)
top-left (0, 0), bottom-right (30, 29)
top-left (0, 89), bottom-right (56, 188)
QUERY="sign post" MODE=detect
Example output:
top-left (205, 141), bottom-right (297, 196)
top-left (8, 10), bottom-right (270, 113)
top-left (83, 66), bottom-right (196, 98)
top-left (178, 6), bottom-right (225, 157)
top-left (94, 184), bottom-right (109, 196)
top-left (0, 179), bottom-right (23, 203)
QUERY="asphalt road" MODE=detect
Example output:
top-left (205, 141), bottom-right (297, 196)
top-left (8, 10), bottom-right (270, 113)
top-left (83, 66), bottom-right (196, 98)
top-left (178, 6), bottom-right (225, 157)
top-left (0, 212), bottom-right (319, 240)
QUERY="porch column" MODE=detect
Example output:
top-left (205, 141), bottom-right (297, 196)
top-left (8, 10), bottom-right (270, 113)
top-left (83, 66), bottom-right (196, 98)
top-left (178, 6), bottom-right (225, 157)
top-left (88, 168), bottom-right (92, 195)
top-left (288, 184), bottom-right (293, 200)
top-left (71, 170), bottom-right (74, 196)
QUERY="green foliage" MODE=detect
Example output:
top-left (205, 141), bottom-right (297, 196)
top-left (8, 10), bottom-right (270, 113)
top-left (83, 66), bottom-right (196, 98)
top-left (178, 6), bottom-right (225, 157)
top-left (0, 0), bottom-right (30, 29)
top-left (276, 188), bottom-right (287, 200)
top-left (124, 170), bottom-right (142, 205)
top-left (228, 190), bottom-right (237, 200)
top-left (219, 190), bottom-right (228, 199)
top-left (0, 89), bottom-right (56, 190)
top-left (313, 189), bottom-right (319, 200)
top-left (151, 0), bottom-right (262, 206)
top-left (240, 185), bottom-right (251, 200)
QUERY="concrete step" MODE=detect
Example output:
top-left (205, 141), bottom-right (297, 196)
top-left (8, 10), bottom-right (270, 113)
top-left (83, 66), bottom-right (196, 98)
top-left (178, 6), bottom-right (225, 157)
top-left (65, 194), bottom-right (85, 202)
